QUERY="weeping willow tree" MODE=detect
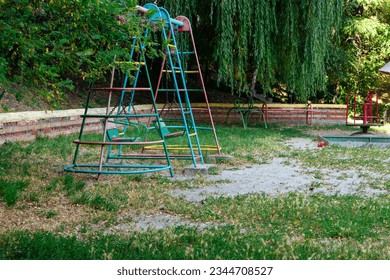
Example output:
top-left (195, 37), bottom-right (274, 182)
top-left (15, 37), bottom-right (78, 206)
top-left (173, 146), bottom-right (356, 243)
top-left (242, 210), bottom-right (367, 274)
top-left (276, 0), bottom-right (344, 100)
top-left (138, 0), bottom-right (344, 101)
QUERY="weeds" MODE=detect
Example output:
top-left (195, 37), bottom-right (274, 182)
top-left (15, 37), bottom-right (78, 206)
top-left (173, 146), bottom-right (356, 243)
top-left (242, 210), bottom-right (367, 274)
top-left (72, 192), bottom-right (119, 212)
top-left (0, 179), bottom-right (29, 206)
top-left (62, 174), bottom-right (85, 196)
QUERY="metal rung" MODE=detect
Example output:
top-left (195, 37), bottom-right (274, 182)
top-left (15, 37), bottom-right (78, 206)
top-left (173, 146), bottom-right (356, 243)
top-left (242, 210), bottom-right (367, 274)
top-left (114, 61), bottom-right (145, 65)
top-left (91, 87), bottom-right (151, 91)
top-left (178, 51), bottom-right (195, 55)
top-left (162, 70), bottom-right (199, 74)
top-left (158, 89), bottom-right (203, 92)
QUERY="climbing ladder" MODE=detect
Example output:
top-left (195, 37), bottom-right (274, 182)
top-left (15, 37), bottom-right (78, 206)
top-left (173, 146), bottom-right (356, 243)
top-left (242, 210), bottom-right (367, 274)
top-left (141, 4), bottom-right (221, 160)
top-left (64, 12), bottom-right (174, 176)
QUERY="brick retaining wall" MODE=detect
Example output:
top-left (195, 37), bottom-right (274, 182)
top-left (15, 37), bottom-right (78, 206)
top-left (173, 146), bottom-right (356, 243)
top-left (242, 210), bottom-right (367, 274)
top-left (0, 103), bottom-right (346, 145)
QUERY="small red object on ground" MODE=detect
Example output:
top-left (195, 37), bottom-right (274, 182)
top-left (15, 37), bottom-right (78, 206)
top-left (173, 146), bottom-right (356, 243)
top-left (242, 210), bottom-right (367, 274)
top-left (317, 141), bottom-right (326, 148)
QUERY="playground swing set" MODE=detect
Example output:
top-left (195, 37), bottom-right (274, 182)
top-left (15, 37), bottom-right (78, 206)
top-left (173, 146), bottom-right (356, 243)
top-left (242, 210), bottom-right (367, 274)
top-left (64, 3), bottom-right (221, 177)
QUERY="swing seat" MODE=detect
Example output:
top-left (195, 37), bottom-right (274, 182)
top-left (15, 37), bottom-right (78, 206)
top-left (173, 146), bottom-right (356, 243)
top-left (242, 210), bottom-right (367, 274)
top-left (106, 128), bottom-right (136, 142)
top-left (101, 120), bottom-right (148, 142)
top-left (154, 120), bottom-right (185, 139)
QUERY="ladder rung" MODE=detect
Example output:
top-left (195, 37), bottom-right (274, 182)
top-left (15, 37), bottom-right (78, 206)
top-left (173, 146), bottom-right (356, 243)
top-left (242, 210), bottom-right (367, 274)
top-left (167, 44), bottom-right (177, 49)
top-left (114, 61), bottom-right (145, 65)
top-left (158, 89), bottom-right (203, 92)
top-left (184, 70), bottom-right (199, 74)
top-left (91, 87), bottom-right (151, 92)
top-left (162, 70), bottom-right (199, 74)
top-left (178, 51), bottom-right (195, 55)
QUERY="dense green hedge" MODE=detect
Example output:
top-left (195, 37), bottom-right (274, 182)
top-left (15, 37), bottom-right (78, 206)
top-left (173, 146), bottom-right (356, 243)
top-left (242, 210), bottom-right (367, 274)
top-left (0, 0), bottom-right (140, 107)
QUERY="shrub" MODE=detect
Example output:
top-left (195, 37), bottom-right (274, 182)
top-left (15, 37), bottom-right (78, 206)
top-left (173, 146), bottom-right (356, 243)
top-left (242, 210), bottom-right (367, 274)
top-left (0, 0), bottom-right (141, 107)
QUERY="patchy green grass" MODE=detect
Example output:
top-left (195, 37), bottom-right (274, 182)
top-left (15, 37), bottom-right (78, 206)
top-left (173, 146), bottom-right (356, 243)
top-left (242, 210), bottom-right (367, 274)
top-left (0, 179), bottom-right (29, 207)
top-left (1, 193), bottom-right (389, 260)
top-left (0, 124), bottom-right (389, 259)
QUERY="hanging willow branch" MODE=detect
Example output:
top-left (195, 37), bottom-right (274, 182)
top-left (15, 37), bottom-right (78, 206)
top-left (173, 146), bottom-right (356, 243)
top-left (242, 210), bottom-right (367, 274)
top-left (277, 0), bottom-right (344, 100)
top-left (139, 0), bottom-right (344, 101)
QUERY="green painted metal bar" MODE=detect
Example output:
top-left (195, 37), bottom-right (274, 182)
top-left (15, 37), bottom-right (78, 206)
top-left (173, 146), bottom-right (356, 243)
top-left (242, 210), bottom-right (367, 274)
top-left (71, 90), bottom-right (93, 165)
top-left (64, 163), bottom-right (172, 175)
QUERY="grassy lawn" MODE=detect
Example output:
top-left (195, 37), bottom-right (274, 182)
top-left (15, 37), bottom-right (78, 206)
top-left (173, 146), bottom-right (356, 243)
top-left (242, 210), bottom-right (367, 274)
top-left (0, 124), bottom-right (389, 260)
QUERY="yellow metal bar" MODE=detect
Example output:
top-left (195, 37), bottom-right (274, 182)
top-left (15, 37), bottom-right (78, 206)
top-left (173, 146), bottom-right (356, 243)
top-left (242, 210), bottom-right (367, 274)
top-left (115, 61), bottom-right (145, 65)
top-left (162, 70), bottom-right (199, 74)
top-left (143, 144), bottom-right (220, 151)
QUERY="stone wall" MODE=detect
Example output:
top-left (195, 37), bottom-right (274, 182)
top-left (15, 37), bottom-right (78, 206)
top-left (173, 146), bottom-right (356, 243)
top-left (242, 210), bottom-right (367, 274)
top-left (0, 103), bottom-right (347, 145)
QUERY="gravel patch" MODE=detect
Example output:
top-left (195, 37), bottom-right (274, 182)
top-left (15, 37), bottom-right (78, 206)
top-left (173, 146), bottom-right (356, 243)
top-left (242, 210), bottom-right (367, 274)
top-left (171, 158), bottom-right (312, 201)
top-left (171, 135), bottom-right (390, 202)
top-left (284, 137), bottom-right (318, 150)
top-left (106, 213), bottom-right (219, 233)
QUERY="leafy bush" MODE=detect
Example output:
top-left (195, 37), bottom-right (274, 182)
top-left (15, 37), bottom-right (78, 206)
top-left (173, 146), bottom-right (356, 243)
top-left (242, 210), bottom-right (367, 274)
top-left (0, 0), bottom-right (141, 107)
top-left (332, 0), bottom-right (390, 98)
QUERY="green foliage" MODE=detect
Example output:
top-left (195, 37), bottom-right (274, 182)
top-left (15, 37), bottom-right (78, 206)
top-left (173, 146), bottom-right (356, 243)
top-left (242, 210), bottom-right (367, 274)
top-left (0, 0), bottom-right (139, 107)
top-left (1, 0), bottom-right (389, 105)
top-left (159, 0), bottom-right (344, 101)
top-left (277, 0), bottom-right (344, 101)
top-left (157, 0), bottom-right (389, 103)
top-left (335, 0), bottom-right (390, 97)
